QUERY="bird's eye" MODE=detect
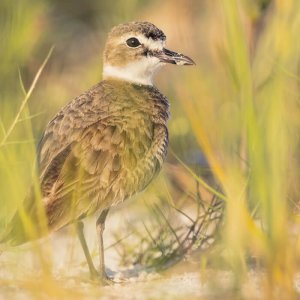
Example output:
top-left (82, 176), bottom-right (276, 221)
top-left (126, 37), bottom-right (141, 48)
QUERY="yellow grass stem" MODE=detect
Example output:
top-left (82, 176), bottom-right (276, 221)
top-left (0, 46), bottom-right (54, 148)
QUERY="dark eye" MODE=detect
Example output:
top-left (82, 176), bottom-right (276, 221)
top-left (126, 37), bottom-right (141, 48)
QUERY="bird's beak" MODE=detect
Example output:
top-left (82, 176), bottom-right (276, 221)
top-left (153, 48), bottom-right (195, 66)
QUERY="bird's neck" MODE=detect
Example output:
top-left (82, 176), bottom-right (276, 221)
top-left (103, 58), bottom-right (161, 86)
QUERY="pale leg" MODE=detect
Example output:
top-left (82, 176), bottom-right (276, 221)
top-left (76, 221), bottom-right (99, 279)
top-left (96, 209), bottom-right (111, 283)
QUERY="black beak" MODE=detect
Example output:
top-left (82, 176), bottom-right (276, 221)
top-left (153, 48), bottom-right (195, 66)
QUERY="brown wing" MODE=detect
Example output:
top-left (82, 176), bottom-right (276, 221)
top-left (37, 83), bottom-right (121, 229)
top-left (42, 124), bottom-right (125, 229)
top-left (38, 83), bottom-right (111, 183)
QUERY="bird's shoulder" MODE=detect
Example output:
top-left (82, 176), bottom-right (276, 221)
top-left (38, 81), bottom-right (112, 177)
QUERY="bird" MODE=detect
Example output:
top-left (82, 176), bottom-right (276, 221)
top-left (1, 21), bottom-right (195, 284)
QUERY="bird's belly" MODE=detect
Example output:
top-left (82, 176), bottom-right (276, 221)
top-left (110, 158), bottom-right (160, 206)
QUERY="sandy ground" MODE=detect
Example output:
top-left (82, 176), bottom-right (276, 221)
top-left (0, 207), bottom-right (297, 300)
top-left (0, 209), bottom-right (207, 300)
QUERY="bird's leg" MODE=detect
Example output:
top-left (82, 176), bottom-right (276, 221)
top-left (76, 221), bottom-right (99, 279)
top-left (96, 208), bottom-right (111, 284)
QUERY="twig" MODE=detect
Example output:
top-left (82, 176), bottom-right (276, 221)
top-left (105, 231), bottom-right (134, 251)
top-left (171, 205), bottom-right (195, 224)
top-left (17, 111), bottom-right (45, 122)
top-left (112, 168), bottom-right (224, 272)
top-left (154, 204), bottom-right (182, 248)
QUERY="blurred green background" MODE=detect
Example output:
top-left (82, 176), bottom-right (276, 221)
top-left (1, 0), bottom-right (300, 299)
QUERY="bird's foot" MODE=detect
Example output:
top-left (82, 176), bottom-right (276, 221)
top-left (100, 273), bottom-right (114, 286)
top-left (89, 270), bottom-right (114, 286)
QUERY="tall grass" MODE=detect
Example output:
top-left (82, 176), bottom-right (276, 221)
top-left (178, 0), bottom-right (300, 298)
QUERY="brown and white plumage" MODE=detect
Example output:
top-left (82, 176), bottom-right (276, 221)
top-left (1, 21), bottom-right (194, 282)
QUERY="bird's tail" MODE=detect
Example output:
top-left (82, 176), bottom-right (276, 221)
top-left (0, 220), bottom-right (12, 254)
top-left (0, 211), bottom-right (31, 247)
top-left (1, 192), bottom-right (50, 248)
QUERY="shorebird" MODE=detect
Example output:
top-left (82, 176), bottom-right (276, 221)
top-left (1, 21), bottom-right (195, 284)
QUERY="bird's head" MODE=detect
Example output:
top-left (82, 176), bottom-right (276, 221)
top-left (103, 21), bottom-right (195, 86)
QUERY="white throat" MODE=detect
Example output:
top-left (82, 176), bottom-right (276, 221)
top-left (103, 56), bottom-right (161, 86)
